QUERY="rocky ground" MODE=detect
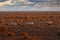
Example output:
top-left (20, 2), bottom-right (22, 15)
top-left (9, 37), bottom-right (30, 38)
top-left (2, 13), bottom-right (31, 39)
top-left (0, 12), bottom-right (60, 40)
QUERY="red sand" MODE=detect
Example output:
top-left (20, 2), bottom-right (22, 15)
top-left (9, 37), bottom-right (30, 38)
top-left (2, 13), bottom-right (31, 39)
top-left (0, 12), bottom-right (60, 40)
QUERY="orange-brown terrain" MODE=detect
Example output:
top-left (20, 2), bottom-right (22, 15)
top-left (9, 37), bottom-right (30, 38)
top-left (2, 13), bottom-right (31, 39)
top-left (0, 12), bottom-right (60, 40)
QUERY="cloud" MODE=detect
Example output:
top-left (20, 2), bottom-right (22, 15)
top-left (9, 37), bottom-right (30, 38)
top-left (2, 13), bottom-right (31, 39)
top-left (0, 0), bottom-right (16, 7)
top-left (0, 0), bottom-right (35, 7)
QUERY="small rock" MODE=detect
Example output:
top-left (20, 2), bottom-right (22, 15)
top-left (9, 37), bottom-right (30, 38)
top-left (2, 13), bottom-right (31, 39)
top-left (46, 21), bottom-right (53, 24)
top-left (26, 22), bottom-right (34, 25)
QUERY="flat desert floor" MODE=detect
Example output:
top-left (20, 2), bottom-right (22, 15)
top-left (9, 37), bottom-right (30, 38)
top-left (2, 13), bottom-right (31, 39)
top-left (0, 12), bottom-right (60, 40)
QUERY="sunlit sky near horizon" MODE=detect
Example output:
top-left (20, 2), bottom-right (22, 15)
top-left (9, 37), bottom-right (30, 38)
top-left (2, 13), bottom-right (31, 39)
top-left (0, 0), bottom-right (60, 11)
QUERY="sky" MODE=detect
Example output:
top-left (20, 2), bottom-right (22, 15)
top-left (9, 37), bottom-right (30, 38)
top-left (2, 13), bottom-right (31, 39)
top-left (0, 0), bottom-right (45, 2)
top-left (0, 0), bottom-right (60, 11)
top-left (0, 0), bottom-right (7, 2)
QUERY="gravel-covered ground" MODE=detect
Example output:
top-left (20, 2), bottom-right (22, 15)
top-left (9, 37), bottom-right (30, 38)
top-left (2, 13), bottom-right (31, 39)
top-left (0, 12), bottom-right (60, 40)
